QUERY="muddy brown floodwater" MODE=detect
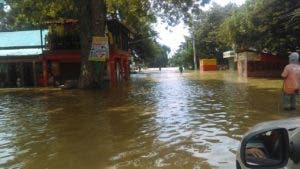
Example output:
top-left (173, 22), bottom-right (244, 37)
top-left (0, 68), bottom-right (299, 169)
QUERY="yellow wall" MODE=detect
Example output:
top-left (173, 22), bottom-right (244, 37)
top-left (200, 59), bottom-right (217, 66)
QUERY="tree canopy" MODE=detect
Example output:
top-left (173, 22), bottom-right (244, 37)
top-left (171, 0), bottom-right (300, 68)
top-left (170, 3), bottom-right (237, 68)
top-left (219, 0), bottom-right (300, 54)
top-left (0, 1), bottom-right (9, 31)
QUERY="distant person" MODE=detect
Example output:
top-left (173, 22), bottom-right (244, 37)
top-left (179, 66), bottom-right (183, 73)
top-left (281, 52), bottom-right (300, 110)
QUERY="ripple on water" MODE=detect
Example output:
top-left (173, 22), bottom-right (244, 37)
top-left (0, 71), bottom-right (291, 168)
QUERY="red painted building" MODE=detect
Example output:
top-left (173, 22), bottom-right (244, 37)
top-left (42, 19), bottom-right (131, 86)
top-left (107, 20), bottom-right (131, 85)
top-left (237, 50), bottom-right (288, 77)
top-left (199, 59), bottom-right (217, 71)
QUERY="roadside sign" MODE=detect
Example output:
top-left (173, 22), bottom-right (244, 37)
top-left (89, 36), bottom-right (109, 61)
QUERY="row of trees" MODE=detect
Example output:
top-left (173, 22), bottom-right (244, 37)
top-left (171, 0), bottom-right (300, 68)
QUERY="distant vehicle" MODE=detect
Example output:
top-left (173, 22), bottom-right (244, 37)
top-left (236, 118), bottom-right (300, 169)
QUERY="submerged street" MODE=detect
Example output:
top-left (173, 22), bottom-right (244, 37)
top-left (0, 68), bottom-right (298, 169)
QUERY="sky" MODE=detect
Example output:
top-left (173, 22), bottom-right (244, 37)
top-left (155, 0), bottom-right (246, 57)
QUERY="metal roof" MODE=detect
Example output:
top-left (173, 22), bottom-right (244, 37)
top-left (0, 30), bottom-right (48, 57)
top-left (0, 49), bottom-right (43, 57)
top-left (0, 30), bottom-right (48, 47)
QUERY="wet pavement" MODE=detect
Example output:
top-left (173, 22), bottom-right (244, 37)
top-left (0, 68), bottom-right (299, 169)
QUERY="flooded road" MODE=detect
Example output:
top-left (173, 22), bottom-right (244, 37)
top-left (0, 68), bottom-right (298, 169)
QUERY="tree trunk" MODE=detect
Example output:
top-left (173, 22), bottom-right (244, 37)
top-left (76, 0), bottom-right (106, 88)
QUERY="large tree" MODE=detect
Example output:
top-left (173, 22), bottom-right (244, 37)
top-left (193, 3), bottom-right (237, 63)
top-left (218, 0), bottom-right (300, 55)
top-left (74, 0), bottom-right (106, 88)
top-left (170, 42), bottom-right (194, 68)
top-left (4, 0), bottom-right (77, 30)
top-left (170, 0), bottom-right (300, 68)
top-left (147, 44), bottom-right (170, 68)
top-left (170, 3), bottom-right (237, 68)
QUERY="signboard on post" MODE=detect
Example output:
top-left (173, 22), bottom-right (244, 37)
top-left (89, 36), bottom-right (109, 62)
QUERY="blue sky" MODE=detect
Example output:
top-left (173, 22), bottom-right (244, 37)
top-left (155, 0), bottom-right (246, 57)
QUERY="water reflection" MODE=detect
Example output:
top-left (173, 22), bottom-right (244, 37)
top-left (0, 68), bottom-right (298, 169)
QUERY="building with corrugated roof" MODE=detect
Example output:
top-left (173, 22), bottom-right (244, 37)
top-left (0, 30), bottom-right (47, 87)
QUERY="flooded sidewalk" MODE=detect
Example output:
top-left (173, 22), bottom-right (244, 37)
top-left (0, 68), bottom-right (298, 169)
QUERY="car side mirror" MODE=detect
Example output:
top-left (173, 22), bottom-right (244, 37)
top-left (240, 128), bottom-right (289, 169)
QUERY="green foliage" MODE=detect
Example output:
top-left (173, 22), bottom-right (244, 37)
top-left (153, 0), bottom-right (210, 25)
top-left (0, 1), bottom-right (10, 31)
top-left (218, 0), bottom-right (300, 54)
top-left (106, 0), bottom-right (210, 65)
top-left (4, 0), bottom-right (77, 30)
top-left (170, 41), bottom-right (194, 68)
top-left (147, 44), bottom-right (170, 67)
top-left (194, 3), bottom-right (237, 59)
top-left (174, 0), bottom-right (300, 68)
top-left (171, 3), bottom-right (237, 68)
top-left (106, 0), bottom-right (159, 64)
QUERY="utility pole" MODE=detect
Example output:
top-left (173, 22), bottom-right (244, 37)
top-left (191, 14), bottom-right (197, 70)
top-left (192, 32), bottom-right (197, 70)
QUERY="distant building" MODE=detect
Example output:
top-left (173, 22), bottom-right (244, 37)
top-left (236, 50), bottom-right (288, 77)
top-left (0, 30), bottom-right (48, 87)
top-left (199, 59), bottom-right (217, 71)
top-left (223, 51), bottom-right (237, 70)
